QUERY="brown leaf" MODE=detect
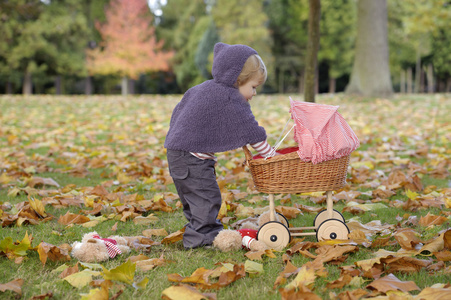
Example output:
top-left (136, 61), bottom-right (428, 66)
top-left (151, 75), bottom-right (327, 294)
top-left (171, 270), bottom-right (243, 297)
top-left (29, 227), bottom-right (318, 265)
top-left (394, 228), bottom-right (423, 250)
top-left (314, 245), bottom-right (358, 264)
top-left (244, 249), bottom-right (276, 261)
top-left (326, 274), bottom-right (352, 289)
top-left (161, 227), bottom-right (185, 244)
top-left (37, 242), bottom-right (71, 265)
top-left (415, 286), bottom-right (451, 299)
top-left (58, 211), bottom-right (90, 225)
top-left (27, 177), bottom-right (60, 188)
top-left (273, 261), bottom-right (299, 289)
top-left (434, 250), bottom-right (451, 261)
top-left (366, 273), bottom-right (420, 293)
top-left (59, 263), bottom-right (79, 279)
top-left (142, 228), bottom-right (168, 237)
top-left (0, 278), bottom-right (24, 295)
top-left (335, 288), bottom-right (368, 300)
top-left (279, 283), bottom-right (321, 300)
top-left (382, 256), bottom-right (432, 273)
top-left (161, 284), bottom-right (216, 300)
top-left (275, 206), bottom-right (302, 219)
top-left (419, 212), bottom-right (448, 226)
top-left (30, 292), bottom-right (54, 300)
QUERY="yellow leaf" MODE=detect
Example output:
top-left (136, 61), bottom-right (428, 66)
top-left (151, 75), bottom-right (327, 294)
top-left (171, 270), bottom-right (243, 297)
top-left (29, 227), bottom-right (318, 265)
top-left (0, 173), bottom-right (13, 184)
top-left (244, 260), bottom-right (263, 277)
top-left (350, 161), bottom-right (374, 170)
top-left (117, 172), bottom-right (131, 184)
top-left (444, 197), bottom-right (451, 209)
top-left (101, 259), bottom-right (135, 285)
top-left (225, 161), bottom-right (236, 169)
top-left (28, 196), bottom-right (47, 218)
top-left (406, 189), bottom-right (418, 201)
top-left (133, 277), bottom-right (149, 289)
top-left (64, 270), bottom-right (101, 288)
top-left (142, 228), bottom-right (168, 237)
top-left (7, 187), bottom-right (21, 197)
top-left (81, 220), bottom-right (100, 228)
top-left (80, 288), bottom-right (106, 300)
top-left (161, 284), bottom-right (210, 300)
top-left (286, 265), bottom-right (316, 289)
top-left (83, 195), bottom-right (98, 208)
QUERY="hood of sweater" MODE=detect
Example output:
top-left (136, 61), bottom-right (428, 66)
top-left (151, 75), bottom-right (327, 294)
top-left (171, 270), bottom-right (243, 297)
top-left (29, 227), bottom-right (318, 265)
top-left (164, 42), bottom-right (266, 153)
top-left (212, 42), bottom-right (258, 87)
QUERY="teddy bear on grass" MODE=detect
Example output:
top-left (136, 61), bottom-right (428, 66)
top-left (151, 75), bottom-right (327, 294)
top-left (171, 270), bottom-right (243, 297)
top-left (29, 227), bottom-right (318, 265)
top-left (71, 232), bottom-right (130, 263)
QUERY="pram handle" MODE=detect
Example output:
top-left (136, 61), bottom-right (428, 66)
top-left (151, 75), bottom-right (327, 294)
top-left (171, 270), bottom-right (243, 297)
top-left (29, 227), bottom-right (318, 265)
top-left (242, 145), bottom-right (253, 164)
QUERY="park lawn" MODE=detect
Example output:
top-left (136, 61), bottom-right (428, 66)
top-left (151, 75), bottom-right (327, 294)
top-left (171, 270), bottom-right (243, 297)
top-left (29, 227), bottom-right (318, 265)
top-left (0, 94), bottom-right (450, 299)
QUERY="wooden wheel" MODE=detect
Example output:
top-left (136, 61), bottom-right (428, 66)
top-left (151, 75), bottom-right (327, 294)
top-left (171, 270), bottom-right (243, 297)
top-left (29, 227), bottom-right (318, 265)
top-left (257, 221), bottom-right (291, 251)
top-left (316, 219), bottom-right (349, 242)
top-left (276, 213), bottom-right (289, 228)
top-left (313, 209), bottom-right (345, 229)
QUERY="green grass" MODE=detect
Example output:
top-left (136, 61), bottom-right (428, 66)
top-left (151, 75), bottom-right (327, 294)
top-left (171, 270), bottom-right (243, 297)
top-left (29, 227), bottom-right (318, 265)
top-left (1, 94), bottom-right (450, 299)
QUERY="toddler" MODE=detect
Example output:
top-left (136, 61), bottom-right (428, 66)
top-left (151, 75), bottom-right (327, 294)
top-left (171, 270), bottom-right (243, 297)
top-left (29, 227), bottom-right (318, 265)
top-left (164, 42), bottom-right (274, 249)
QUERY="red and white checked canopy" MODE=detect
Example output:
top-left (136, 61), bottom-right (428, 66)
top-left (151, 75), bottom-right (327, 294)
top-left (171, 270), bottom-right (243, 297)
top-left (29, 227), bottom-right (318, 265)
top-left (290, 99), bottom-right (360, 164)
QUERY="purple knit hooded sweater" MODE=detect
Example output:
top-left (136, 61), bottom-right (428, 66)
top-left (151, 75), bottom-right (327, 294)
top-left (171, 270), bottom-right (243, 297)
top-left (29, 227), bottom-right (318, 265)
top-left (164, 43), bottom-right (267, 153)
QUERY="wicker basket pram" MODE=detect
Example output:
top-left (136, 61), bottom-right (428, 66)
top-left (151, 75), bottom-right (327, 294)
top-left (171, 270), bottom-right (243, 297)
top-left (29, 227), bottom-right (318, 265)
top-left (243, 145), bottom-right (351, 250)
top-left (243, 145), bottom-right (350, 194)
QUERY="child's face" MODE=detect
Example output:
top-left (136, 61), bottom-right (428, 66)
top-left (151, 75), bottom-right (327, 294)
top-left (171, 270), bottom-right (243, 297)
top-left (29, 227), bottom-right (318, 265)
top-left (239, 78), bottom-right (261, 101)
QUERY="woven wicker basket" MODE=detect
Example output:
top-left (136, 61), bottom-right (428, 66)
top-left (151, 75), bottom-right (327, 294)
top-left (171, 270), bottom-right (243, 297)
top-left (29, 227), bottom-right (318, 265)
top-left (243, 145), bottom-right (350, 194)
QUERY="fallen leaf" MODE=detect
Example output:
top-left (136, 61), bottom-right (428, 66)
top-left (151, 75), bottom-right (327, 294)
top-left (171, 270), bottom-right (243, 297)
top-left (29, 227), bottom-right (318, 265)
top-left (366, 273), bottom-right (420, 293)
top-left (161, 284), bottom-right (216, 300)
top-left (0, 278), bottom-right (24, 295)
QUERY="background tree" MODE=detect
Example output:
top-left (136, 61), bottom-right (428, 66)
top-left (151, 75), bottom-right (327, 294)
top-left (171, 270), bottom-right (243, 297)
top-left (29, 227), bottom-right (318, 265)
top-left (211, 0), bottom-right (274, 88)
top-left (318, 0), bottom-right (356, 93)
top-left (87, 0), bottom-right (173, 95)
top-left (0, 0), bottom-right (90, 94)
top-left (157, 0), bottom-right (208, 91)
top-left (265, 0), bottom-right (307, 94)
top-left (345, 0), bottom-right (393, 97)
top-left (303, 0), bottom-right (321, 102)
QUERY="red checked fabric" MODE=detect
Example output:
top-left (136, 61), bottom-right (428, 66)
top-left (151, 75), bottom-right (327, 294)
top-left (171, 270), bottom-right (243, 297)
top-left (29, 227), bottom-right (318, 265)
top-left (290, 99), bottom-right (360, 164)
top-left (92, 234), bottom-right (122, 258)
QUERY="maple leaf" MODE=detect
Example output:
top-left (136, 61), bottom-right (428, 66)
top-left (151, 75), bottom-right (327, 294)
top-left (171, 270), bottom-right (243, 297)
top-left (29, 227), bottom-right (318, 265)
top-left (101, 259), bottom-right (136, 285)
top-left (366, 273), bottom-right (420, 293)
top-left (64, 269), bottom-right (101, 288)
top-left (161, 284), bottom-right (216, 300)
top-left (0, 232), bottom-right (33, 260)
top-left (37, 242), bottom-right (71, 265)
top-left (0, 278), bottom-right (24, 296)
top-left (161, 227), bottom-right (185, 245)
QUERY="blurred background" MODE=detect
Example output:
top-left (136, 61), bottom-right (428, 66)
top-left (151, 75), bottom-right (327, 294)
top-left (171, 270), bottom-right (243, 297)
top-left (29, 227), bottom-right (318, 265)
top-left (0, 0), bottom-right (450, 96)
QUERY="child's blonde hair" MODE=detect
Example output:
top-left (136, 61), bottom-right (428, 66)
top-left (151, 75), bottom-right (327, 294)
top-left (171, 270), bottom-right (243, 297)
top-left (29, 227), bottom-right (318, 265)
top-left (236, 54), bottom-right (267, 87)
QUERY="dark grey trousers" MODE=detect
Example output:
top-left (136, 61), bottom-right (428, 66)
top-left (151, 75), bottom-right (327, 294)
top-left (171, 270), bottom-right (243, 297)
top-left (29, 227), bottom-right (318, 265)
top-left (166, 149), bottom-right (223, 248)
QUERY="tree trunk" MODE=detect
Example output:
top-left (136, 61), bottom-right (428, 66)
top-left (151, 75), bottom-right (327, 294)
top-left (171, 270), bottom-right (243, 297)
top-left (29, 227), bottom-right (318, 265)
top-left (407, 68), bottom-right (412, 93)
top-left (426, 64), bottom-right (434, 93)
top-left (414, 49), bottom-right (421, 93)
top-left (5, 82), bottom-right (13, 94)
top-left (303, 0), bottom-right (320, 102)
top-left (55, 75), bottom-right (62, 95)
top-left (298, 72), bottom-right (304, 95)
top-left (85, 76), bottom-right (93, 95)
top-left (345, 0), bottom-right (393, 97)
top-left (23, 69), bottom-right (33, 95)
top-left (400, 70), bottom-right (405, 93)
top-left (129, 78), bottom-right (135, 95)
top-left (121, 76), bottom-right (128, 96)
top-left (447, 78), bottom-right (451, 93)
top-left (328, 77), bottom-right (336, 94)
top-left (278, 68), bottom-right (284, 94)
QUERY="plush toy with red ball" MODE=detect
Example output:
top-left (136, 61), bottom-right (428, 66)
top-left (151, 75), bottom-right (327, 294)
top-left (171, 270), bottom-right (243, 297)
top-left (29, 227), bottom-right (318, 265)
top-left (212, 228), bottom-right (268, 252)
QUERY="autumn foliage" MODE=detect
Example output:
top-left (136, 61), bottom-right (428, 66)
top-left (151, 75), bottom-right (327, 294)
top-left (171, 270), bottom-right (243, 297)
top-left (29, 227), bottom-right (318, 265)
top-left (86, 0), bottom-right (173, 79)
